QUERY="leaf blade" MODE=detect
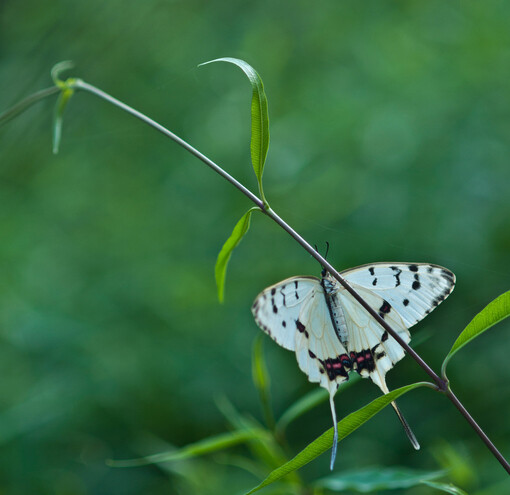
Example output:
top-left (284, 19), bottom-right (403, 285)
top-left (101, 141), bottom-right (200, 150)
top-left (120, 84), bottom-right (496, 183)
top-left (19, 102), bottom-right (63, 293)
top-left (314, 466), bottom-right (445, 492)
top-left (442, 290), bottom-right (510, 376)
top-left (199, 58), bottom-right (269, 195)
top-left (246, 382), bottom-right (429, 494)
top-left (421, 480), bottom-right (469, 495)
top-left (107, 429), bottom-right (264, 467)
top-left (252, 335), bottom-right (275, 430)
top-left (215, 207), bottom-right (259, 303)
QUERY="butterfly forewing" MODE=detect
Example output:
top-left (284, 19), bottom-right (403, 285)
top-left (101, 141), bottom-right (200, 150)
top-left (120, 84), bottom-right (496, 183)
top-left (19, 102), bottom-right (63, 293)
top-left (251, 277), bottom-right (319, 351)
top-left (341, 263), bottom-right (455, 328)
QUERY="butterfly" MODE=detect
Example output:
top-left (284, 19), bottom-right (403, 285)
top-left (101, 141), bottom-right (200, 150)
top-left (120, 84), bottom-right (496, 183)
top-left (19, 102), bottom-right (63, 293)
top-left (252, 262), bottom-right (455, 469)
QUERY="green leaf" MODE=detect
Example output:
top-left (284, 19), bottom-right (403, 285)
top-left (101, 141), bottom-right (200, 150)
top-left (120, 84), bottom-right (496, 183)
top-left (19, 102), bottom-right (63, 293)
top-left (442, 290), bottom-right (510, 377)
top-left (107, 428), bottom-right (263, 467)
top-left (252, 335), bottom-right (275, 430)
top-left (421, 480), bottom-right (468, 495)
top-left (314, 467), bottom-right (445, 492)
top-left (199, 58), bottom-right (269, 201)
top-left (215, 207), bottom-right (259, 303)
top-left (245, 382), bottom-right (429, 494)
top-left (52, 87), bottom-right (74, 154)
top-left (276, 375), bottom-right (360, 435)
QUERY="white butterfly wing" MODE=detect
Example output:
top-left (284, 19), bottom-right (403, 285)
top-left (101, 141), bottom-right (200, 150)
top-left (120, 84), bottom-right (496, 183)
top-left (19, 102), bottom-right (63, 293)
top-left (251, 276), bottom-right (350, 394)
top-left (337, 285), bottom-right (410, 389)
top-left (341, 262), bottom-right (455, 328)
top-left (251, 276), bottom-right (319, 351)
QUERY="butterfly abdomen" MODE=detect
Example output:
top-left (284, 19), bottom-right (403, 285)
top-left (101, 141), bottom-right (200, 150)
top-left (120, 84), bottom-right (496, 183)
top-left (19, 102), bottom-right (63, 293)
top-left (321, 275), bottom-right (349, 345)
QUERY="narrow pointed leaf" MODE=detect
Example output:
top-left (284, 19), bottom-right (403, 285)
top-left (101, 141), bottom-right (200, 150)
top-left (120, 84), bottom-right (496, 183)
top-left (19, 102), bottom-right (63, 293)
top-left (421, 480), bottom-right (468, 495)
top-left (199, 58), bottom-right (269, 189)
top-left (246, 382), bottom-right (429, 494)
top-left (107, 429), bottom-right (263, 467)
top-left (52, 87), bottom-right (74, 154)
top-left (215, 207), bottom-right (259, 303)
top-left (314, 467), bottom-right (445, 492)
top-left (252, 335), bottom-right (275, 430)
top-left (442, 290), bottom-right (510, 376)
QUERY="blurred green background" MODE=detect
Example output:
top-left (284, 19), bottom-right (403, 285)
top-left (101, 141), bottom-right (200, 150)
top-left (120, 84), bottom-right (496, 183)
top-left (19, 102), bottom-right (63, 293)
top-left (1, 1), bottom-right (509, 494)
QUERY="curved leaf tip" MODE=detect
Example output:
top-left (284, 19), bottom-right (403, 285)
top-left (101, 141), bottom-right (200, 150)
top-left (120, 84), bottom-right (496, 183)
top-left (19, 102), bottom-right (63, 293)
top-left (199, 58), bottom-right (269, 203)
top-left (442, 290), bottom-right (510, 376)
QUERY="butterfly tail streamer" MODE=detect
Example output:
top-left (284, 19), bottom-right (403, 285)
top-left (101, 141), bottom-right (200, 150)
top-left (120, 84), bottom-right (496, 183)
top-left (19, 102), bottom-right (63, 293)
top-left (329, 393), bottom-right (338, 470)
top-left (390, 400), bottom-right (420, 450)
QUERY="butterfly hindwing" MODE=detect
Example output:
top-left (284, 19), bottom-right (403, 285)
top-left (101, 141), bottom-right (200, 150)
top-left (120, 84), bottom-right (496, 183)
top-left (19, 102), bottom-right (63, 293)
top-left (252, 277), bottom-right (350, 394)
top-left (336, 285), bottom-right (410, 387)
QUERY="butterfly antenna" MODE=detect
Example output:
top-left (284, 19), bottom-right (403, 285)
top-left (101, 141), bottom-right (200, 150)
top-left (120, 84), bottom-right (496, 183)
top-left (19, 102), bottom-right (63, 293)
top-left (325, 241), bottom-right (330, 260)
top-left (329, 393), bottom-right (338, 470)
top-left (390, 400), bottom-right (420, 450)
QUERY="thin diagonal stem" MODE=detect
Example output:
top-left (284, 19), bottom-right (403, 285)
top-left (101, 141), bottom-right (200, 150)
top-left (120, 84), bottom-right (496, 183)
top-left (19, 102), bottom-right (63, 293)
top-left (0, 86), bottom-right (60, 127)
top-left (70, 80), bottom-right (438, 385)
top-left (446, 387), bottom-right (510, 473)
top-left (10, 79), bottom-right (507, 474)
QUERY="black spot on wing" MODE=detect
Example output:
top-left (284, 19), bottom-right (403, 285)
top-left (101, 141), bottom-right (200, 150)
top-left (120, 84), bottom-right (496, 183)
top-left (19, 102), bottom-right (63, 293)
top-left (412, 274), bottom-right (421, 290)
top-left (282, 320), bottom-right (287, 327)
top-left (391, 266), bottom-right (402, 286)
top-left (271, 288), bottom-right (276, 296)
top-left (381, 331), bottom-right (389, 342)
top-left (409, 264), bottom-right (418, 272)
top-left (379, 300), bottom-right (391, 314)
top-left (441, 269), bottom-right (455, 284)
top-left (369, 267), bottom-right (375, 276)
top-left (372, 277), bottom-right (377, 286)
top-left (403, 298), bottom-right (409, 306)
top-left (308, 350), bottom-right (317, 359)
top-left (296, 320), bottom-right (305, 332)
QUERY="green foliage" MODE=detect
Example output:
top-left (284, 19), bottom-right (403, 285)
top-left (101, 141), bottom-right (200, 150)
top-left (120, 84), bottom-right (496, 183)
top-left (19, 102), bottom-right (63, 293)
top-left (52, 87), bottom-right (74, 154)
top-left (421, 481), bottom-right (469, 495)
top-left (215, 207), bottom-right (259, 302)
top-left (252, 335), bottom-right (275, 430)
top-left (108, 429), bottom-right (264, 467)
top-left (246, 382), bottom-right (429, 494)
top-left (1, 4), bottom-right (510, 493)
top-left (200, 57), bottom-right (270, 201)
top-left (442, 291), bottom-right (510, 378)
top-left (314, 467), bottom-right (445, 492)
top-left (275, 375), bottom-right (360, 436)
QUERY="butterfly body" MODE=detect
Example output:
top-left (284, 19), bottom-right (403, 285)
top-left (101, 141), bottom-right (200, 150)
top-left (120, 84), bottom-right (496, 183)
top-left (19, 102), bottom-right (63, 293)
top-left (252, 262), bottom-right (455, 468)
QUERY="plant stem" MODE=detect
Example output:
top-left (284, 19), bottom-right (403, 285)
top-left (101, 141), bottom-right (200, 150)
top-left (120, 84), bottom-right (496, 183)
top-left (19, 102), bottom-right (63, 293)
top-left (49, 79), bottom-right (509, 474)
top-left (446, 387), bottom-right (510, 474)
top-left (0, 86), bottom-right (60, 127)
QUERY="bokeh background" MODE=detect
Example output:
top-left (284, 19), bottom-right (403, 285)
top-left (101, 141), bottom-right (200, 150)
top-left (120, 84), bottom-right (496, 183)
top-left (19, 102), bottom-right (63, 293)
top-left (1, 1), bottom-right (509, 494)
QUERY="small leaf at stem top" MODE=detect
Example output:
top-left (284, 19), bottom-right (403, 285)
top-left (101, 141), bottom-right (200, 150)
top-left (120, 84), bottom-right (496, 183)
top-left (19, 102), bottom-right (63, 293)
top-left (199, 58), bottom-right (270, 203)
top-left (215, 207), bottom-right (259, 303)
top-left (442, 290), bottom-right (510, 378)
top-left (52, 87), bottom-right (74, 154)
